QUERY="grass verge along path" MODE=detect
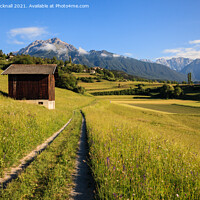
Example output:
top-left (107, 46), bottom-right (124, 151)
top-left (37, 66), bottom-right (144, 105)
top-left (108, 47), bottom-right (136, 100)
top-left (83, 100), bottom-right (200, 199)
top-left (0, 111), bottom-right (83, 199)
top-left (0, 118), bottom-right (72, 189)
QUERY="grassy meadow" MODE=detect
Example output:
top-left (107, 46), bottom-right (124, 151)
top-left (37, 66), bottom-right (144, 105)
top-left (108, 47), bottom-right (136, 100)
top-left (1, 67), bottom-right (200, 199)
top-left (78, 78), bottom-right (162, 93)
top-left (83, 99), bottom-right (200, 199)
top-left (96, 95), bottom-right (151, 100)
top-left (0, 71), bottom-right (94, 176)
top-left (0, 111), bottom-right (82, 199)
top-left (127, 103), bottom-right (200, 114)
top-left (111, 99), bottom-right (200, 114)
top-left (72, 72), bottom-right (97, 78)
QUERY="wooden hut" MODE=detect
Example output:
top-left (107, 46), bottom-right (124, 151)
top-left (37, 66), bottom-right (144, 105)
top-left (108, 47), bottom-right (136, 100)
top-left (1, 64), bottom-right (57, 109)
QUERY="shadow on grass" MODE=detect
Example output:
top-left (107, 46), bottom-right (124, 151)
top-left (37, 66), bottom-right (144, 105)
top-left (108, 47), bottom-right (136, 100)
top-left (133, 96), bottom-right (152, 99)
top-left (0, 90), bottom-right (8, 97)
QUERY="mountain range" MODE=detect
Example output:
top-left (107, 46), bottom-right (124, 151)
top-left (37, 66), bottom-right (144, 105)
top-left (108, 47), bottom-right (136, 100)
top-left (181, 59), bottom-right (200, 80)
top-left (156, 57), bottom-right (193, 72)
top-left (15, 38), bottom-right (188, 81)
top-left (155, 57), bottom-right (200, 81)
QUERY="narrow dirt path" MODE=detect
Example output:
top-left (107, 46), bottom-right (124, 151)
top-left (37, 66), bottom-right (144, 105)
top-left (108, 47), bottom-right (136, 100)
top-left (70, 112), bottom-right (95, 200)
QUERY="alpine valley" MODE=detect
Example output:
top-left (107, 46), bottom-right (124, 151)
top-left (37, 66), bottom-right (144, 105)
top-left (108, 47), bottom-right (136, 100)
top-left (15, 38), bottom-right (188, 81)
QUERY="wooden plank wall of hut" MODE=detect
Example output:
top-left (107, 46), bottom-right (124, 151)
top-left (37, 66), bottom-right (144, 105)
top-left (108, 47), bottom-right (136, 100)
top-left (48, 74), bottom-right (55, 101)
top-left (8, 75), bottom-right (49, 100)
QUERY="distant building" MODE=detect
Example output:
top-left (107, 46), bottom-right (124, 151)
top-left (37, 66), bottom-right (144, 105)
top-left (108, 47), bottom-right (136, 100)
top-left (93, 67), bottom-right (103, 70)
top-left (1, 64), bottom-right (58, 109)
top-left (90, 70), bottom-right (96, 74)
top-left (8, 55), bottom-right (14, 59)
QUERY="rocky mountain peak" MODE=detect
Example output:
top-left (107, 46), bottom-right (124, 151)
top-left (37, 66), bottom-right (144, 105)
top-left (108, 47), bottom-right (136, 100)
top-left (46, 37), bottom-right (67, 45)
top-left (156, 57), bottom-right (193, 71)
top-left (16, 38), bottom-right (77, 56)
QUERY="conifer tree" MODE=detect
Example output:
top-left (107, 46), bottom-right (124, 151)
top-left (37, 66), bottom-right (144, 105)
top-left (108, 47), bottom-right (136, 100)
top-left (187, 72), bottom-right (192, 84)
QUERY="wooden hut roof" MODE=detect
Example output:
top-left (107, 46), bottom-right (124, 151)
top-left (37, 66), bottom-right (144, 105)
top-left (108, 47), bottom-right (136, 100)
top-left (1, 64), bottom-right (57, 75)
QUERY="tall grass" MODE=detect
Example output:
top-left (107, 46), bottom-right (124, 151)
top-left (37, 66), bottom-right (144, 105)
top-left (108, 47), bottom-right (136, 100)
top-left (0, 111), bottom-right (82, 199)
top-left (0, 74), bottom-right (94, 175)
top-left (83, 100), bottom-right (200, 199)
top-left (0, 71), bottom-right (8, 93)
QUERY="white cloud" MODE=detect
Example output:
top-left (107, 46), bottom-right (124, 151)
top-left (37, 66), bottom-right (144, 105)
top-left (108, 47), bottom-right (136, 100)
top-left (78, 47), bottom-right (89, 55)
top-left (161, 40), bottom-right (200, 59)
top-left (189, 39), bottom-right (200, 44)
top-left (9, 27), bottom-right (47, 40)
top-left (12, 39), bottom-right (25, 45)
top-left (113, 54), bottom-right (120, 58)
top-left (36, 44), bottom-right (67, 55)
top-left (57, 48), bottom-right (67, 55)
top-left (39, 43), bottom-right (57, 52)
top-left (124, 53), bottom-right (132, 57)
top-left (7, 27), bottom-right (48, 44)
top-left (162, 47), bottom-right (200, 59)
top-left (101, 53), bottom-right (108, 57)
top-left (163, 49), bottom-right (182, 54)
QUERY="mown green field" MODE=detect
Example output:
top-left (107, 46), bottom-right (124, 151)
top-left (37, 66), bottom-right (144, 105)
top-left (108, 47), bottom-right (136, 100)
top-left (111, 99), bottom-right (200, 114)
top-left (72, 72), bottom-right (97, 78)
top-left (83, 99), bottom-right (200, 199)
top-left (96, 95), bottom-right (151, 100)
top-left (78, 79), bottom-right (162, 93)
top-left (175, 102), bottom-right (200, 108)
top-left (127, 103), bottom-right (200, 114)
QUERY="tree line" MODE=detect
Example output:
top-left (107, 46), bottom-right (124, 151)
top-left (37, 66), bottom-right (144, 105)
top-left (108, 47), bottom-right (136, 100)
top-left (92, 84), bottom-right (184, 99)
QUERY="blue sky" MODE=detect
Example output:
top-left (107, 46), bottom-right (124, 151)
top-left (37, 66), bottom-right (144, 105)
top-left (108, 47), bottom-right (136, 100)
top-left (1, 0), bottom-right (200, 60)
